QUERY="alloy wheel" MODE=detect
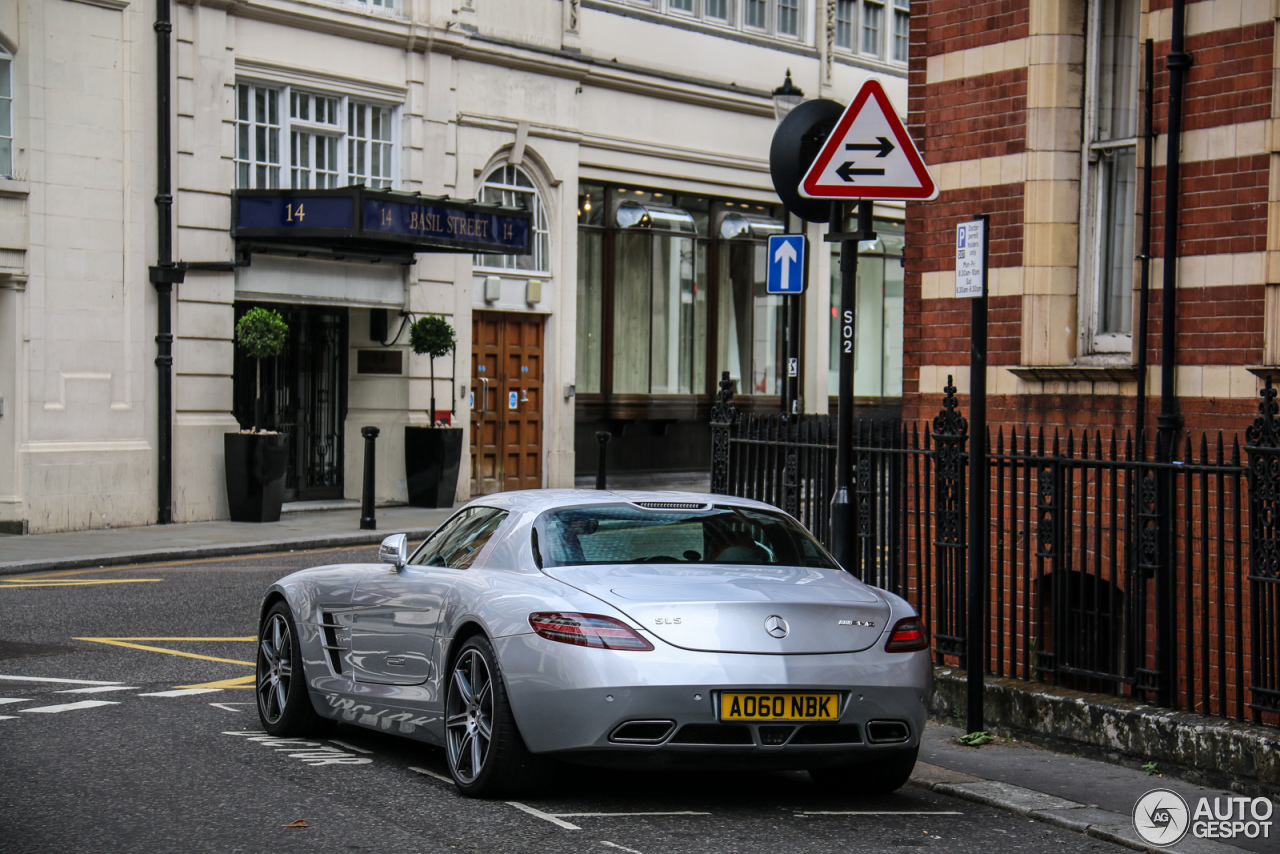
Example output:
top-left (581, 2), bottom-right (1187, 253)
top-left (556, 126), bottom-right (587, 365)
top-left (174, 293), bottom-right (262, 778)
top-left (445, 648), bottom-right (494, 784)
top-left (257, 612), bottom-right (293, 725)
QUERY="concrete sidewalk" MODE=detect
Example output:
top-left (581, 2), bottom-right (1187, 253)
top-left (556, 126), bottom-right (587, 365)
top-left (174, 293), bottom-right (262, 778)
top-left (0, 480), bottom-right (1273, 854)
top-left (915, 722), bottom-right (1275, 854)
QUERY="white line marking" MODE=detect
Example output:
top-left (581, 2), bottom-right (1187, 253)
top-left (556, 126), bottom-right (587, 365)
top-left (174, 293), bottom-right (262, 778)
top-left (507, 801), bottom-right (582, 830)
top-left (57, 686), bottom-right (139, 694)
top-left (801, 811), bottom-right (964, 816)
top-left (137, 688), bottom-right (223, 697)
top-left (20, 700), bottom-right (120, 714)
top-left (0, 674), bottom-right (122, 685)
top-left (0, 698), bottom-right (31, 705)
top-left (554, 811), bottom-right (711, 818)
top-left (210, 703), bottom-right (247, 713)
top-left (0, 715), bottom-right (16, 720)
top-left (408, 766), bottom-right (452, 784)
top-left (601, 842), bottom-right (646, 854)
top-left (330, 739), bottom-right (373, 754)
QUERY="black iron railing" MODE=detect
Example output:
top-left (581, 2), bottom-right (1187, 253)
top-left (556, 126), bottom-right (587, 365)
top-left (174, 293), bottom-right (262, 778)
top-left (710, 370), bottom-right (1278, 728)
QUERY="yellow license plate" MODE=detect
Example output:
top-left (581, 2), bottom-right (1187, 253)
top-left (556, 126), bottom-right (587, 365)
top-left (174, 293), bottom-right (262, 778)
top-left (719, 692), bottom-right (839, 721)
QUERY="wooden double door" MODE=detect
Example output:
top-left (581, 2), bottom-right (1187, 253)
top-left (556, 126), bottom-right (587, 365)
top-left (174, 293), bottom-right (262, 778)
top-left (470, 312), bottom-right (544, 495)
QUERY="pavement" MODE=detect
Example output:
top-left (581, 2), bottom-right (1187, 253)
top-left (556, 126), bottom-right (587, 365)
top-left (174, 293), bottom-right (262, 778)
top-left (0, 472), bottom-right (1274, 854)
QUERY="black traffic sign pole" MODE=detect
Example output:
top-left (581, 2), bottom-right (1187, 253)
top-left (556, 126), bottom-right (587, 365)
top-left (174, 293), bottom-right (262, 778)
top-left (828, 200), bottom-right (875, 576)
top-left (965, 214), bottom-right (990, 733)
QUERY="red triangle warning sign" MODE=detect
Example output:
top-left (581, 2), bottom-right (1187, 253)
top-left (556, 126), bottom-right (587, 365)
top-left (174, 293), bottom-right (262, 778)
top-left (800, 79), bottom-right (937, 201)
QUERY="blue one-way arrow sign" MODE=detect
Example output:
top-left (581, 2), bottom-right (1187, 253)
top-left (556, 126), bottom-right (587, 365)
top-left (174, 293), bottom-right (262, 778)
top-left (767, 234), bottom-right (807, 294)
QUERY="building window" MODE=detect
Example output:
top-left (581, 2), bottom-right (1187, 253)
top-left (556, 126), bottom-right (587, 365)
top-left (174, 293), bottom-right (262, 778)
top-left (828, 219), bottom-right (905, 398)
top-left (892, 0), bottom-right (909, 62)
top-left (831, 0), bottom-right (906, 64)
top-left (1082, 0), bottom-right (1138, 354)
top-left (474, 164), bottom-right (550, 274)
top-left (235, 82), bottom-right (397, 191)
top-left (0, 51), bottom-right (12, 178)
top-left (862, 0), bottom-right (883, 56)
top-left (615, 0), bottom-right (806, 40)
top-left (835, 0), bottom-right (855, 48)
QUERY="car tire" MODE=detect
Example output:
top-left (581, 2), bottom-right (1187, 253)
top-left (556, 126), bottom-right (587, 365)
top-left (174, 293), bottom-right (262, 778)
top-left (444, 635), bottom-right (541, 798)
top-left (256, 600), bottom-right (330, 736)
top-left (808, 746), bottom-right (918, 795)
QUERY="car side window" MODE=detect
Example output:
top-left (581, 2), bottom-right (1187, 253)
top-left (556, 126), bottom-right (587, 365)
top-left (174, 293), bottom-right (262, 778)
top-left (409, 507), bottom-right (508, 569)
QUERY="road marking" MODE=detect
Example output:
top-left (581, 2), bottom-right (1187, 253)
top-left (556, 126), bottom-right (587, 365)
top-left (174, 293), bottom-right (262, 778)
top-left (0, 579), bottom-right (164, 588)
top-left (179, 674), bottom-right (256, 690)
top-left (507, 801), bottom-right (582, 831)
top-left (801, 811), bottom-right (964, 816)
top-left (555, 812), bottom-right (711, 818)
top-left (20, 700), bottom-right (120, 714)
top-left (0, 674), bottom-right (122, 685)
top-left (210, 703), bottom-right (250, 713)
top-left (0, 716), bottom-right (15, 720)
top-left (75, 637), bottom-right (254, 667)
top-left (330, 739), bottom-right (373, 754)
top-left (139, 688), bottom-right (223, 698)
top-left (409, 766), bottom-right (452, 783)
top-left (56, 686), bottom-right (139, 694)
top-left (0, 698), bottom-right (31, 705)
top-left (601, 842), bottom-right (645, 854)
top-left (224, 731), bottom-right (373, 766)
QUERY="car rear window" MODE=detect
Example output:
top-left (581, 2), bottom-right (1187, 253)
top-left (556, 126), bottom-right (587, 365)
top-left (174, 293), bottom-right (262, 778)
top-left (535, 504), bottom-right (838, 569)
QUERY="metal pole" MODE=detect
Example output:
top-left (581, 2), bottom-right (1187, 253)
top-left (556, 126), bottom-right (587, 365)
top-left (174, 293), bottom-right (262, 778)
top-left (1135, 39), bottom-right (1155, 459)
top-left (829, 201), bottom-right (874, 574)
top-left (360, 426), bottom-right (380, 530)
top-left (1155, 0), bottom-right (1192, 709)
top-left (966, 214), bottom-right (990, 734)
top-left (595, 431), bottom-right (611, 490)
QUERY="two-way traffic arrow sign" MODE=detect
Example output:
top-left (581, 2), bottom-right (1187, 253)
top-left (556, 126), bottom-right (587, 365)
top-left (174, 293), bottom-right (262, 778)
top-left (799, 79), bottom-right (937, 200)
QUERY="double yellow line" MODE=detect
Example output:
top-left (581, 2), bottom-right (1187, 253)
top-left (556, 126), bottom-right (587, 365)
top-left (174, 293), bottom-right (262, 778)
top-left (0, 566), bottom-right (164, 588)
top-left (75, 636), bottom-right (258, 689)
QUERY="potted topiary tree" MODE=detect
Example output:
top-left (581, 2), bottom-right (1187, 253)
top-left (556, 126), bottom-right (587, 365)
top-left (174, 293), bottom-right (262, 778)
top-left (404, 314), bottom-right (464, 507)
top-left (225, 307), bottom-right (290, 522)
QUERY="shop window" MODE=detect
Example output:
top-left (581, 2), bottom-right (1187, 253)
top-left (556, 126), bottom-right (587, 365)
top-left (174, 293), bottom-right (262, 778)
top-left (474, 164), bottom-right (550, 274)
top-left (235, 81), bottom-right (397, 191)
top-left (1081, 0), bottom-right (1138, 355)
top-left (717, 212), bottom-right (787, 396)
top-left (0, 50), bottom-right (11, 178)
top-left (828, 219), bottom-right (905, 397)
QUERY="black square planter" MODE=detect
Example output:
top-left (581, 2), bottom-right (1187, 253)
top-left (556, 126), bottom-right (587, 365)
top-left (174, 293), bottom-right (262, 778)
top-left (224, 432), bottom-right (289, 522)
top-left (405, 426), bottom-right (463, 508)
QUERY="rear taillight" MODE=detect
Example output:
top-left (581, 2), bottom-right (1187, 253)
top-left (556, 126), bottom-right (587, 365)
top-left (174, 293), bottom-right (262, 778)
top-left (528, 612), bottom-right (654, 651)
top-left (885, 617), bottom-right (929, 653)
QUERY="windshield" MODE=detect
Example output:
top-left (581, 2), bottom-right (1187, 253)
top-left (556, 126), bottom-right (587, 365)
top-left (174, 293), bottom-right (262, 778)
top-left (535, 504), bottom-right (839, 569)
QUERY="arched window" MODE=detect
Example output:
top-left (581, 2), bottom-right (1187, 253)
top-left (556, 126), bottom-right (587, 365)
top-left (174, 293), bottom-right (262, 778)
top-left (474, 164), bottom-right (550, 274)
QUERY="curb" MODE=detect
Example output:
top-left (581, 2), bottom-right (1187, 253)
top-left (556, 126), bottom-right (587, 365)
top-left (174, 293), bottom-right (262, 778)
top-left (912, 776), bottom-right (1244, 854)
top-left (0, 527), bottom-right (437, 577)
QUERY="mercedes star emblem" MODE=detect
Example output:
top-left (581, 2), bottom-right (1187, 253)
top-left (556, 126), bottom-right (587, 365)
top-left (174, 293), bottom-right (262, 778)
top-left (765, 615), bottom-right (789, 639)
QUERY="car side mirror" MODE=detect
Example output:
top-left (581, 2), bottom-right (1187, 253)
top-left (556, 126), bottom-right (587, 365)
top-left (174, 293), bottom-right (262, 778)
top-left (379, 533), bottom-right (408, 570)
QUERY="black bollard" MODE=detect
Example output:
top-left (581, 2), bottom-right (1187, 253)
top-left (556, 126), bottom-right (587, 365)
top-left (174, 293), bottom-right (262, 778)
top-left (595, 431), bottom-right (611, 490)
top-left (360, 426), bottom-right (380, 530)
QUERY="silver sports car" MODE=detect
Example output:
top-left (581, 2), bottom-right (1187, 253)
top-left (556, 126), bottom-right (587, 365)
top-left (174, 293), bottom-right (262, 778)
top-left (255, 490), bottom-right (931, 797)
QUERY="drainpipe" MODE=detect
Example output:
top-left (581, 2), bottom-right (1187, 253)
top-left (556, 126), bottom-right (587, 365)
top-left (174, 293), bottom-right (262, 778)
top-left (1155, 0), bottom-right (1192, 708)
top-left (149, 0), bottom-right (184, 525)
top-left (1135, 40), bottom-right (1154, 459)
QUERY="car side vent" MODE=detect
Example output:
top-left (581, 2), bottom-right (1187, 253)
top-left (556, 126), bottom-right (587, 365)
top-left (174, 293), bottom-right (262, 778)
top-left (320, 611), bottom-right (346, 676)
top-left (669, 724), bottom-right (753, 745)
top-left (633, 501), bottom-right (709, 510)
top-left (791, 724), bottom-right (863, 745)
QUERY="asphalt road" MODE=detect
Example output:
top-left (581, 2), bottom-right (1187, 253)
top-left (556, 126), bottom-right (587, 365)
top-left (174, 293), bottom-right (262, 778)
top-left (0, 548), bottom-right (1129, 854)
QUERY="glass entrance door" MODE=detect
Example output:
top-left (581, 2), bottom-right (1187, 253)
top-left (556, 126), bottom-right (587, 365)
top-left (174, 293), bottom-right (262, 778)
top-left (233, 303), bottom-right (349, 501)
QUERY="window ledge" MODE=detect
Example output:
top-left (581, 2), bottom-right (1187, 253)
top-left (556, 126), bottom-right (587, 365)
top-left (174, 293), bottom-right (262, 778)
top-left (1009, 364), bottom-right (1140, 383)
top-left (1246, 365), bottom-right (1280, 382)
top-left (0, 179), bottom-right (30, 199)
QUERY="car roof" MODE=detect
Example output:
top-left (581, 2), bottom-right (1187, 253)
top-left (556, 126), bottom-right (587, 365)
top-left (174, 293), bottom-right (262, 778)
top-left (459, 488), bottom-right (781, 517)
